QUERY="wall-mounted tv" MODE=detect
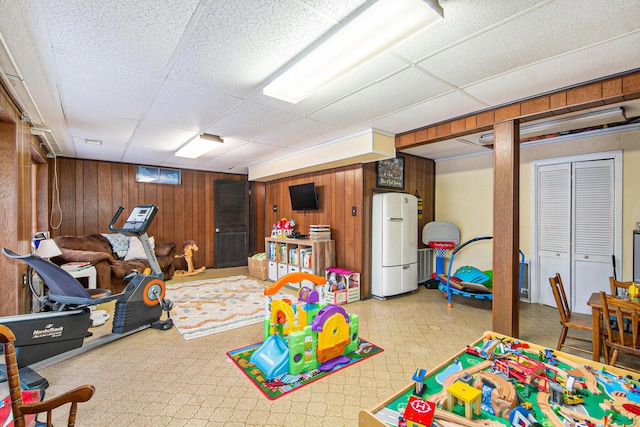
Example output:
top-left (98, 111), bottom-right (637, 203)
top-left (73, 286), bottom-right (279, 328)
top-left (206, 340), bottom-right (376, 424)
top-left (289, 182), bottom-right (319, 211)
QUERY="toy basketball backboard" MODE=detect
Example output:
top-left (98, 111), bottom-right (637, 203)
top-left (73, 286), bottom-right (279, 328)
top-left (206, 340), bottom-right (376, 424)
top-left (422, 221), bottom-right (460, 249)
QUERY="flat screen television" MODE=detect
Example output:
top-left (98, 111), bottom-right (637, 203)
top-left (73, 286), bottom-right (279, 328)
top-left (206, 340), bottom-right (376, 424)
top-left (289, 182), bottom-right (319, 211)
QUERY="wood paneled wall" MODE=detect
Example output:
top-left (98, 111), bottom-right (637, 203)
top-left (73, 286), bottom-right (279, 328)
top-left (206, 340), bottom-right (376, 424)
top-left (264, 165), bottom-right (364, 275)
top-left (50, 158), bottom-right (246, 268)
top-left (0, 83), bottom-right (49, 315)
top-left (265, 155), bottom-right (435, 297)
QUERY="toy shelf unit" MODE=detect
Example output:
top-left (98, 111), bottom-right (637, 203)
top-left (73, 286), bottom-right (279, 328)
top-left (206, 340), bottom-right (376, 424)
top-left (323, 267), bottom-right (360, 305)
top-left (265, 237), bottom-right (335, 288)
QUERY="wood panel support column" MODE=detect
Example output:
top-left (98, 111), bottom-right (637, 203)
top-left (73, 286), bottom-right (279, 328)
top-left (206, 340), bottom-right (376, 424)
top-left (492, 120), bottom-right (520, 337)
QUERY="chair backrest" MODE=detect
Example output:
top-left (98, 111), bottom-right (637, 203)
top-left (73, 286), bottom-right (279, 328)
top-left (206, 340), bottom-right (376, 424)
top-left (609, 276), bottom-right (634, 298)
top-left (599, 291), bottom-right (640, 350)
top-left (2, 249), bottom-right (90, 298)
top-left (0, 324), bottom-right (95, 427)
top-left (548, 273), bottom-right (571, 323)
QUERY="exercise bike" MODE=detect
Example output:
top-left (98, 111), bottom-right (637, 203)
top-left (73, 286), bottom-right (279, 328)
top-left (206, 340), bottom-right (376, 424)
top-left (1, 204), bottom-right (173, 389)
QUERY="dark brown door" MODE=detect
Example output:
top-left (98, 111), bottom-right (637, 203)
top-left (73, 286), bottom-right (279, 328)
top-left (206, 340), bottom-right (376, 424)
top-left (214, 180), bottom-right (249, 268)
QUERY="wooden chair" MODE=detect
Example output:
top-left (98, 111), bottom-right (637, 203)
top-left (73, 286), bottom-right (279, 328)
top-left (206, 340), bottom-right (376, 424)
top-left (599, 291), bottom-right (640, 372)
top-left (548, 273), bottom-right (593, 355)
top-left (0, 324), bottom-right (95, 427)
top-left (609, 276), bottom-right (634, 298)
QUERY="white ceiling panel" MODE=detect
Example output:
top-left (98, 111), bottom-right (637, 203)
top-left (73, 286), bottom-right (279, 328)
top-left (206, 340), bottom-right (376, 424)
top-left (401, 138), bottom-right (491, 160)
top-left (43, 0), bottom-right (200, 74)
top-left (169, 0), bottom-right (342, 99)
top-left (197, 141), bottom-right (293, 173)
top-left (1, 0), bottom-right (639, 175)
top-left (127, 122), bottom-right (197, 152)
top-left (207, 102), bottom-right (301, 140)
top-left (364, 90), bottom-right (488, 134)
top-left (308, 67), bottom-right (452, 126)
top-left (71, 136), bottom-right (129, 163)
top-left (54, 50), bottom-right (161, 119)
top-left (68, 112), bottom-right (138, 147)
top-left (143, 79), bottom-right (243, 130)
top-left (418, 0), bottom-right (640, 88)
top-left (254, 118), bottom-right (343, 148)
top-left (392, 0), bottom-right (550, 63)
top-left (464, 30), bottom-right (640, 107)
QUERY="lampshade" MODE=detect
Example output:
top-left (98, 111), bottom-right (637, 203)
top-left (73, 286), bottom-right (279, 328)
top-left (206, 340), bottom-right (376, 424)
top-left (34, 239), bottom-right (62, 258)
top-left (175, 133), bottom-right (224, 159)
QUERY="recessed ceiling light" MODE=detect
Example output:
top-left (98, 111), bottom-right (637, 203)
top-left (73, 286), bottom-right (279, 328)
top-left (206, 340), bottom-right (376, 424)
top-left (85, 139), bottom-right (102, 145)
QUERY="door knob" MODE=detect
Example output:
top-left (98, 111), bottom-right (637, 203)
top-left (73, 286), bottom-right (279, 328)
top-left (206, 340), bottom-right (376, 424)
top-left (215, 228), bottom-right (220, 232)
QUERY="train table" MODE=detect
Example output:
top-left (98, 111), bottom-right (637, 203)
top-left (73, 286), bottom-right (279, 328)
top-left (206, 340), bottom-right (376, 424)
top-left (359, 331), bottom-right (640, 427)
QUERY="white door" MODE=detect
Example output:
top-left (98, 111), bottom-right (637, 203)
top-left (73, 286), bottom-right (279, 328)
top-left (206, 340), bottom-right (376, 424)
top-left (537, 163), bottom-right (571, 308)
top-left (532, 152), bottom-right (621, 314)
top-left (571, 159), bottom-right (615, 313)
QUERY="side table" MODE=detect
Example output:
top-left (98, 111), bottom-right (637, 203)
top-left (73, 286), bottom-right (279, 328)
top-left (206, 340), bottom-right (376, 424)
top-left (65, 266), bottom-right (97, 289)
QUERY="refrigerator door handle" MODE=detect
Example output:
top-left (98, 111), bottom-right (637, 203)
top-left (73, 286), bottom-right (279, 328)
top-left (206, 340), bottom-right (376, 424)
top-left (387, 217), bottom-right (404, 221)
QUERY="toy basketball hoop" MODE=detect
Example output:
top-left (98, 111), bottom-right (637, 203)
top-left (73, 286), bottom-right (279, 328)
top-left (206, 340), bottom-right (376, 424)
top-left (422, 222), bottom-right (460, 278)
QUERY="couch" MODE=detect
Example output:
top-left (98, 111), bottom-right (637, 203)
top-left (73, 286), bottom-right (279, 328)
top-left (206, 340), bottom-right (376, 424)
top-left (52, 234), bottom-right (177, 294)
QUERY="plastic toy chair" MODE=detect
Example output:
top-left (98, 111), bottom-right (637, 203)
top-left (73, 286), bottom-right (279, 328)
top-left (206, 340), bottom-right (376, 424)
top-left (548, 273), bottom-right (593, 355)
top-left (0, 324), bottom-right (95, 427)
top-left (2, 248), bottom-right (121, 310)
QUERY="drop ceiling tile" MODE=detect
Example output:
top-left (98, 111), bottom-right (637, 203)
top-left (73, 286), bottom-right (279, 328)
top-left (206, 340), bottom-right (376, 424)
top-left (254, 118), bottom-right (343, 148)
top-left (119, 144), bottom-right (176, 166)
top-left (68, 112), bottom-right (138, 146)
top-left (392, 0), bottom-right (549, 63)
top-left (417, 0), bottom-right (640, 88)
top-left (207, 102), bottom-right (300, 140)
top-left (42, 0), bottom-right (200, 73)
top-left (363, 90), bottom-right (487, 134)
top-left (169, 0), bottom-right (341, 99)
top-left (299, 0), bottom-right (369, 22)
top-left (127, 122), bottom-right (197, 151)
top-left (54, 50), bottom-right (162, 120)
top-left (308, 67), bottom-right (451, 127)
top-left (464, 30), bottom-right (640, 107)
top-left (198, 141), bottom-right (293, 172)
top-left (401, 138), bottom-right (491, 161)
top-left (143, 80), bottom-right (243, 131)
top-left (0, 2), bottom-right (47, 43)
top-left (71, 136), bottom-right (128, 163)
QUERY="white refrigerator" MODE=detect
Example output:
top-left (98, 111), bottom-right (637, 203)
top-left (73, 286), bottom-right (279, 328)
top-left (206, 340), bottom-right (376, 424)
top-left (371, 192), bottom-right (418, 298)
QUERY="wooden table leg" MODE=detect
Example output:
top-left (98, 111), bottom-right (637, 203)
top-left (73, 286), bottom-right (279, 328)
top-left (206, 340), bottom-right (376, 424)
top-left (591, 307), bottom-right (601, 362)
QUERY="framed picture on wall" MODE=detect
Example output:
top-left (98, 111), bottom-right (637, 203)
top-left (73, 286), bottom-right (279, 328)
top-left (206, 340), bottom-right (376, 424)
top-left (376, 156), bottom-right (405, 189)
top-left (135, 166), bottom-right (181, 185)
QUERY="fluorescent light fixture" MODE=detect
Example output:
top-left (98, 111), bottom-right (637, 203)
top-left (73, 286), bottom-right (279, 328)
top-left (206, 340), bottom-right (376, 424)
top-left (263, 0), bottom-right (443, 104)
top-left (175, 133), bottom-right (223, 159)
top-left (479, 107), bottom-right (627, 144)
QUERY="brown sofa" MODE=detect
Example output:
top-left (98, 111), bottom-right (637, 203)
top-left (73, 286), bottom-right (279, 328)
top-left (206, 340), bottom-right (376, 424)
top-left (52, 234), bottom-right (177, 294)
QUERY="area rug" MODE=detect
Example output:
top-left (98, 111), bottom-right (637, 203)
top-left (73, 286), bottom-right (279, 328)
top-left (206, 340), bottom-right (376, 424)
top-left (166, 275), bottom-right (287, 340)
top-left (227, 338), bottom-right (383, 400)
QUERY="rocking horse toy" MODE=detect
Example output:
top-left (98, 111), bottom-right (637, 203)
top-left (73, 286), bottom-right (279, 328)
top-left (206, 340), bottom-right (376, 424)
top-left (174, 240), bottom-right (206, 277)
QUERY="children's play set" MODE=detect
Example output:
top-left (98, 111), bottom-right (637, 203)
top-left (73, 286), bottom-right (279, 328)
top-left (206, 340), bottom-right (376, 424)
top-left (250, 272), bottom-right (360, 379)
top-left (360, 332), bottom-right (640, 427)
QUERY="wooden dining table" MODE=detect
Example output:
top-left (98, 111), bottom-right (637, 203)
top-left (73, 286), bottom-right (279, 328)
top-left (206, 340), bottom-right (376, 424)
top-left (586, 291), bottom-right (640, 362)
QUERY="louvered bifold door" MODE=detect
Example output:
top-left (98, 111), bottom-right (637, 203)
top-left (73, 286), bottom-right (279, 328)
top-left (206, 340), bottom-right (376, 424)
top-left (537, 163), bottom-right (571, 308)
top-left (571, 159), bottom-right (615, 314)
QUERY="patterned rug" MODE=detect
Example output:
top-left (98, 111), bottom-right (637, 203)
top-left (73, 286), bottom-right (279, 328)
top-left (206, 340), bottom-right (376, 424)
top-left (227, 338), bottom-right (383, 400)
top-left (166, 275), bottom-right (287, 340)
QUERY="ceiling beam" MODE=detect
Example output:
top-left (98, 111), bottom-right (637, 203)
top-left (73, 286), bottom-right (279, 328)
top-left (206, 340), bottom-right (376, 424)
top-left (396, 69), bottom-right (640, 149)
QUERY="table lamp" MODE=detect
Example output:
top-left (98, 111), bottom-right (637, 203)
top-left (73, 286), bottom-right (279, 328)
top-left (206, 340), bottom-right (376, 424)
top-left (34, 239), bottom-right (62, 260)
